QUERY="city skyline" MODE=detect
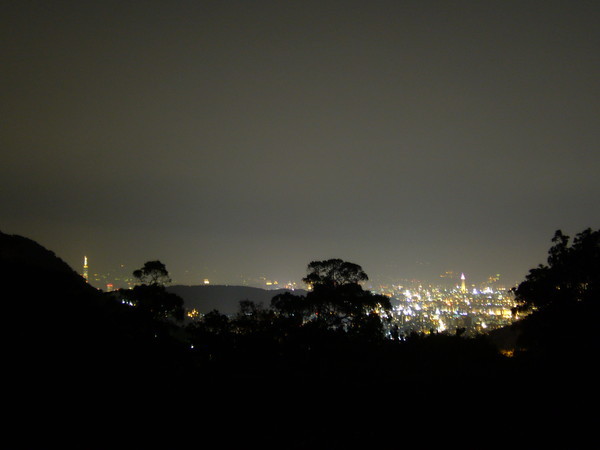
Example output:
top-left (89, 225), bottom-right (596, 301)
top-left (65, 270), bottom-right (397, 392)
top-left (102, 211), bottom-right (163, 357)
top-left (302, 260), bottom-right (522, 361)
top-left (2, 1), bottom-right (599, 291)
top-left (78, 252), bottom-right (512, 292)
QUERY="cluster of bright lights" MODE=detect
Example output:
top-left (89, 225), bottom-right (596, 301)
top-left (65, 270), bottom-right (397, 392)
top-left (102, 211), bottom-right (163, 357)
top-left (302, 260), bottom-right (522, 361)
top-left (379, 281), bottom-right (518, 335)
top-left (187, 309), bottom-right (200, 319)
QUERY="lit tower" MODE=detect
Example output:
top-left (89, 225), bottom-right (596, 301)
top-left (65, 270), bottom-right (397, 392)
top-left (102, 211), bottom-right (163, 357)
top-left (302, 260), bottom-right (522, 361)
top-left (83, 256), bottom-right (89, 282)
top-left (460, 273), bottom-right (466, 293)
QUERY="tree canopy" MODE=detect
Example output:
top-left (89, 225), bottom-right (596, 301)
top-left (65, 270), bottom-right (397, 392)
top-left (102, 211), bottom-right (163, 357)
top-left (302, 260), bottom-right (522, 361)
top-left (133, 260), bottom-right (171, 286)
top-left (302, 258), bottom-right (368, 288)
top-left (272, 258), bottom-right (392, 338)
top-left (121, 260), bottom-right (183, 322)
top-left (121, 284), bottom-right (185, 322)
top-left (512, 228), bottom-right (600, 314)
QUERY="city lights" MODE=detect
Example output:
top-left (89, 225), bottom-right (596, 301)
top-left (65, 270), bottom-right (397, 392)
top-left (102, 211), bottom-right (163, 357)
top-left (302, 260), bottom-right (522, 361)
top-left (373, 274), bottom-right (518, 336)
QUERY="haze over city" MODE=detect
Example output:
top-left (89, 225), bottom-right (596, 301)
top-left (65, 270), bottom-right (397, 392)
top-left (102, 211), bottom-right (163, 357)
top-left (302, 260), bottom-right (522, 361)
top-left (2, 1), bottom-right (599, 287)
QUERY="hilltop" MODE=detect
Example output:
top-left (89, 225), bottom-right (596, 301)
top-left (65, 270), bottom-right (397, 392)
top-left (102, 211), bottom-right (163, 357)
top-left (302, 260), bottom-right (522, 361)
top-left (1, 230), bottom-right (93, 297)
top-left (167, 284), bottom-right (307, 315)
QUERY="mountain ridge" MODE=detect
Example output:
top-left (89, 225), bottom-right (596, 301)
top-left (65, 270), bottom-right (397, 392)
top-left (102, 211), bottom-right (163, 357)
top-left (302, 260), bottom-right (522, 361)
top-left (167, 284), bottom-right (307, 315)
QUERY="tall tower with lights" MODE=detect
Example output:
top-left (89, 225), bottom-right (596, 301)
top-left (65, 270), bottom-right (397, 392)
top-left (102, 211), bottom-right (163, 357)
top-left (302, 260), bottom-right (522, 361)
top-left (460, 273), bottom-right (466, 293)
top-left (83, 256), bottom-right (89, 282)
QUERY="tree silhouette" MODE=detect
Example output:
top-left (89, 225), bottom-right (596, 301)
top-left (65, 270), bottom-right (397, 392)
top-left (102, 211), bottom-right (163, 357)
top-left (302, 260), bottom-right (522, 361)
top-left (508, 227), bottom-right (600, 369)
top-left (270, 291), bottom-right (307, 326)
top-left (119, 260), bottom-right (183, 323)
top-left (121, 284), bottom-right (184, 322)
top-left (302, 258), bottom-right (368, 288)
top-left (512, 228), bottom-right (600, 314)
top-left (186, 309), bottom-right (233, 364)
top-left (133, 260), bottom-right (171, 286)
top-left (272, 259), bottom-right (392, 338)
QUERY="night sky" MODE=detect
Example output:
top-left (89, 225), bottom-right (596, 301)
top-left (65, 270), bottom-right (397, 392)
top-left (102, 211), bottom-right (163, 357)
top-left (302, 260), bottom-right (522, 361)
top-left (2, 1), bottom-right (599, 288)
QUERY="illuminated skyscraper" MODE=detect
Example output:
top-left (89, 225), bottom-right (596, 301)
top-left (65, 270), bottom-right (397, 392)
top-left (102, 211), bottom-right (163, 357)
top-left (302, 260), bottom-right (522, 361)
top-left (460, 273), bottom-right (466, 293)
top-left (83, 256), bottom-right (89, 282)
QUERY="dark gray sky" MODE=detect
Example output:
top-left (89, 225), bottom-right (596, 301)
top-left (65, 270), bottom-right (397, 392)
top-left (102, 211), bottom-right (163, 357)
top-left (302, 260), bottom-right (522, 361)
top-left (2, 0), bottom-right (599, 288)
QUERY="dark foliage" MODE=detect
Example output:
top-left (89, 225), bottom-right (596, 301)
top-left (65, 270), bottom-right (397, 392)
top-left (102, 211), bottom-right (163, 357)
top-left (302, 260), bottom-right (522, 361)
top-left (115, 283), bottom-right (185, 323)
top-left (1, 232), bottom-right (197, 447)
top-left (269, 259), bottom-right (392, 337)
top-left (4, 231), bottom-right (595, 447)
top-left (302, 258), bottom-right (368, 287)
top-left (509, 228), bottom-right (600, 358)
top-left (132, 259), bottom-right (172, 286)
top-left (498, 228), bottom-right (600, 437)
top-left (512, 228), bottom-right (600, 314)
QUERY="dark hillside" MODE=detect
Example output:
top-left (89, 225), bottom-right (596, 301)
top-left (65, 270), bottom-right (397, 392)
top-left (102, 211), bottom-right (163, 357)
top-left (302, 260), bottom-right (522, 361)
top-left (168, 284), bottom-right (307, 315)
top-left (2, 230), bottom-right (594, 447)
top-left (1, 231), bottom-right (93, 295)
top-left (1, 231), bottom-right (198, 446)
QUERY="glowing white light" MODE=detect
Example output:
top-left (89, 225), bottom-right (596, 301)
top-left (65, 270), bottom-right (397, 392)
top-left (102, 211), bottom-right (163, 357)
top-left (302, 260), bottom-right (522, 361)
top-left (437, 320), bottom-right (447, 332)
